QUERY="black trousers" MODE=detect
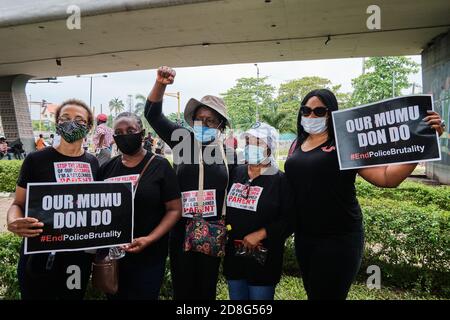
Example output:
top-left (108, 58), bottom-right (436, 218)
top-left (18, 249), bottom-right (93, 300)
top-left (169, 237), bottom-right (221, 300)
top-left (107, 257), bottom-right (166, 300)
top-left (294, 231), bottom-right (364, 300)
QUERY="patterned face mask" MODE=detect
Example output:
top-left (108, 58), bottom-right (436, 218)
top-left (56, 120), bottom-right (89, 143)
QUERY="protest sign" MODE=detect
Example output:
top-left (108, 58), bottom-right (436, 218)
top-left (24, 181), bottom-right (133, 254)
top-left (181, 189), bottom-right (217, 218)
top-left (332, 95), bottom-right (441, 170)
top-left (227, 183), bottom-right (263, 212)
top-left (53, 161), bottom-right (94, 183)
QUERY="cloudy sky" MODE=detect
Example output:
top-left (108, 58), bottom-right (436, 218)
top-left (26, 55), bottom-right (422, 120)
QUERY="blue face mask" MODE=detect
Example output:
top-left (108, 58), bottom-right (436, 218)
top-left (244, 145), bottom-right (267, 164)
top-left (193, 125), bottom-right (218, 143)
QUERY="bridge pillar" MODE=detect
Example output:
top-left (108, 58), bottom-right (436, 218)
top-left (422, 31), bottom-right (450, 185)
top-left (0, 74), bottom-right (35, 154)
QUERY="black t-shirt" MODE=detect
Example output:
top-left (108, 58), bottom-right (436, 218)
top-left (98, 151), bottom-right (181, 264)
top-left (284, 138), bottom-right (363, 235)
top-left (17, 147), bottom-right (99, 261)
top-left (145, 100), bottom-right (237, 243)
top-left (17, 147), bottom-right (99, 188)
top-left (223, 165), bottom-right (295, 285)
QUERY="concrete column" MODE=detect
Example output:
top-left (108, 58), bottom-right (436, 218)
top-left (422, 31), bottom-right (450, 185)
top-left (0, 74), bottom-right (35, 154)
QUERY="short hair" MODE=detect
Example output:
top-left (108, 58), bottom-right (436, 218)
top-left (114, 112), bottom-right (143, 131)
top-left (55, 99), bottom-right (94, 129)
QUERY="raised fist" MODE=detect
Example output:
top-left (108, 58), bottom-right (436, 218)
top-left (156, 66), bottom-right (176, 85)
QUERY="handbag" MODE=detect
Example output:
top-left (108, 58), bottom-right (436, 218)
top-left (91, 255), bottom-right (118, 294)
top-left (92, 154), bottom-right (156, 294)
top-left (183, 142), bottom-right (229, 257)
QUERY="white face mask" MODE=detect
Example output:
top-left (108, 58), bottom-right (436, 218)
top-left (301, 116), bottom-right (328, 134)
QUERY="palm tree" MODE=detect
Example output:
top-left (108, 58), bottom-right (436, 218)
top-left (261, 110), bottom-right (295, 133)
top-left (133, 93), bottom-right (155, 132)
top-left (108, 98), bottom-right (125, 116)
top-left (134, 94), bottom-right (147, 117)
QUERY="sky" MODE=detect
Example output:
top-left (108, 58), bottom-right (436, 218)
top-left (26, 55), bottom-right (422, 120)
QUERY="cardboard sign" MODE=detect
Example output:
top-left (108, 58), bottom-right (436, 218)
top-left (332, 95), bottom-right (441, 170)
top-left (24, 181), bottom-right (134, 254)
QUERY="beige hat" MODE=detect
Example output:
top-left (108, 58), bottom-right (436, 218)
top-left (184, 95), bottom-right (230, 127)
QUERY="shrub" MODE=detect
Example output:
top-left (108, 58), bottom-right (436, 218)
top-left (1, 178), bottom-right (449, 299)
top-left (360, 196), bottom-right (449, 296)
top-left (282, 179), bottom-right (450, 297)
top-left (356, 178), bottom-right (450, 211)
top-left (0, 232), bottom-right (21, 299)
top-left (282, 236), bottom-right (300, 277)
top-left (0, 160), bottom-right (22, 193)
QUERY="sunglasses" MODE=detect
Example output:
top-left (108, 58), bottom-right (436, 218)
top-left (300, 105), bottom-right (328, 117)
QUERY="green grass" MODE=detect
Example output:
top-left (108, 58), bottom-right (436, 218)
top-left (214, 275), bottom-right (444, 300)
top-left (2, 160), bottom-right (449, 300)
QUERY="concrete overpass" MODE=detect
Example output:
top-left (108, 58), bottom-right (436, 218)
top-left (0, 0), bottom-right (449, 182)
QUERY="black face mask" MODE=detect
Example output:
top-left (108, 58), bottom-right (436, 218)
top-left (113, 131), bottom-right (143, 155)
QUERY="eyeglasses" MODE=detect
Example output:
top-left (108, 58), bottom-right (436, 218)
top-left (193, 118), bottom-right (221, 128)
top-left (58, 116), bottom-right (88, 126)
top-left (300, 105), bottom-right (328, 117)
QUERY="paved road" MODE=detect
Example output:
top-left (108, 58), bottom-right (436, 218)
top-left (0, 197), bottom-right (13, 232)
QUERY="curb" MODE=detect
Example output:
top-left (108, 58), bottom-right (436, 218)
top-left (0, 192), bottom-right (14, 198)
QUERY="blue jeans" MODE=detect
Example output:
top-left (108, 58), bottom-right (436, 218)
top-left (227, 280), bottom-right (275, 300)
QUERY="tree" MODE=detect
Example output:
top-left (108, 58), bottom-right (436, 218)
top-left (106, 114), bottom-right (114, 128)
top-left (277, 76), bottom-right (349, 112)
top-left (350, 56), bottom-right (420, 106)
top-left (32, 120), bottom-right (55, 133)
top-left (108, 97), bottom-right (125, 116)
top-left (132, 94), bottom-right (151, 132)
top-left (275, 76), bottom-right (351, 132)
top-left (167, 112), bottom-right (188, 128)
top-left (260, 110), bottom-right (295, 133)
top-left (134, 94), bottom-right (147, 117)
top-left (221, 77), bottom-right (275, 130)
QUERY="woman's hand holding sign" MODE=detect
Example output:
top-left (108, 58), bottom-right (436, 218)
top-left (122, 236), bottom-right (154, 254)
top-left (424, 110), bottom-right (445, 136)
top-left (7, 186), bottom-right (44, 238)
top-left (358, 110), bottom-right (445, 188)
top-left (7, 217), bottom-right (44, 238)
top-left (123, 198), bottom-right (181, 254)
